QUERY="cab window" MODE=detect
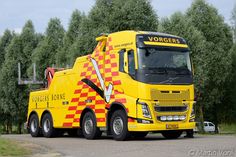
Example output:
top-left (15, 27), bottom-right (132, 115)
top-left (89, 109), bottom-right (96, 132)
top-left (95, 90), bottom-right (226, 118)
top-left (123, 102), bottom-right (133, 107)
top-left (128, 50), bottom-right (135, 76)
top-left (119, 49), bottom-right (125, 72)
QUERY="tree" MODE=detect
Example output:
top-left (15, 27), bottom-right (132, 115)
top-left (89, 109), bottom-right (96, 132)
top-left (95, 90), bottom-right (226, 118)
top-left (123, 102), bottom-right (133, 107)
top-left (223, 4), bottom-right (236, 123)
top-left (0, 30), bottom-right (13, 68)
top-left (56, 10), bottom-right (83, 66)
top-left (108, 0), bottom-right (158, 31)
top-left (32, 18), bottom-right (65, 79)
top-left (0, 29), bottom-right (14, 132)
top-left (186, 0), bottom-right (233, 127)
top-left (66, 15), bottom-right (93, 65)
top-left (0, 21), bottom-right (38, 133)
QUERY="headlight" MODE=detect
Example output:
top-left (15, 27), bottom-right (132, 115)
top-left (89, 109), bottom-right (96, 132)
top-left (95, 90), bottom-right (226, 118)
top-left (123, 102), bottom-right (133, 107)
top-left (138, 101), bottom-right (152, 119)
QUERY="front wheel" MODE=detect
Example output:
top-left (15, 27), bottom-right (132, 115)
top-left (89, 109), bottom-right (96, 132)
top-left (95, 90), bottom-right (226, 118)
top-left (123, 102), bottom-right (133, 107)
top-left (82, 112), bottom-right (101, 139)
top-left (110, 110), bottom-right (130, 141)
top-left (161, 130), bottom-right (183, 139)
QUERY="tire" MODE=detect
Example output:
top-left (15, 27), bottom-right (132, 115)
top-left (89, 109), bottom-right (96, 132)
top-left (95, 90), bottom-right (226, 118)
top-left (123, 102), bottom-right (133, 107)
top-left (161, 130), bottom-right (183, 139)
top-left (110, 110), bottom-right (130, 141)
top-left (42, 113), bottom-right (56, 138)
top-left (185, 129), bottom-right (194, 138)
top-left (82, 112), bottom-right (101, 139)
top-left (131, 132), bottom-right (148, 138)
top-left (29, 114), bottom-right (41, 137)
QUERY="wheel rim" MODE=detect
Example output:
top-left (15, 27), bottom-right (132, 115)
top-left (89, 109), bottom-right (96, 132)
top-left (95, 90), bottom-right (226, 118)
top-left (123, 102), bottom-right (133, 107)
top-left (43, 119), bottom-right (50, 133)
top-left (84, 117), bottom-right (93, 135)
top-left (113, 117), bottom-right (123, 135)
top-left (30, 119), bottom-right (37, 133)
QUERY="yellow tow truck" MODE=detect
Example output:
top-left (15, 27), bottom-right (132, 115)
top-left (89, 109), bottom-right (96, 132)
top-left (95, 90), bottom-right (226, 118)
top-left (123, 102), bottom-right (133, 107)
top-left (27, 31), bottom-right (195, 140)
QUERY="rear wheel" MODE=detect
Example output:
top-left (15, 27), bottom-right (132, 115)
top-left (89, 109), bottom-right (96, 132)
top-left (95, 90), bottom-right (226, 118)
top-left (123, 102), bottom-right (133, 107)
top-left (29, 114), bottom-right (41, 137)
top-left (42, 113), bottom-right (56, 137)
top-left (82, 112), bottom-right (101, 139)
top-left (161, 130), bottom-right (183, 139)
top-left (110, 110), bottom-right (130, 141)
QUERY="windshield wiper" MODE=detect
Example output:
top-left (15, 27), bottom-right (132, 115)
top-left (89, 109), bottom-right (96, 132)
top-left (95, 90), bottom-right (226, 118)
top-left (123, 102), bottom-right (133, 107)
top-left (147, 67), bottom-right (168, 74)
top-left (159, 77), bottom-right (180, 84)
top-left (174, 68), bottom-right (191, 75)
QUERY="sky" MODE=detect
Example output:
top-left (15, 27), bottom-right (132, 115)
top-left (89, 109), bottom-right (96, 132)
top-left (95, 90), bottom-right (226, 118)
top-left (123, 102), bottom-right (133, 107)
top-left (0, 0), bottom-right (235, 35)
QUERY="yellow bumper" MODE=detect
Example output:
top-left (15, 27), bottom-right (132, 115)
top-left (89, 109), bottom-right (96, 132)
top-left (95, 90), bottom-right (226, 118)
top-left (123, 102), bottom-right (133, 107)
top-left (128, 121), bottom-right (195, 132)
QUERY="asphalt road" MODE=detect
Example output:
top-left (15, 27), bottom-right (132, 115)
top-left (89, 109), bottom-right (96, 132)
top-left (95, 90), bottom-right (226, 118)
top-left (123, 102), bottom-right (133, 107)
top-left (2, 134), bottom-right (236, 157)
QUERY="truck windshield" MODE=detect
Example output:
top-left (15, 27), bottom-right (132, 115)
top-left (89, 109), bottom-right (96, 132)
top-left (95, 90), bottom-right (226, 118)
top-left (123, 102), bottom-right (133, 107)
top-left (135, 48), bottom-right (193, 84)
top-left (138, 48), bottom-right (192, 75)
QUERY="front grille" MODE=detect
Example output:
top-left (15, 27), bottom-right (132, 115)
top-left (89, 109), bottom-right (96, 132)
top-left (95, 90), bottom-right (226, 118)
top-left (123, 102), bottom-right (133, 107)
top-left (154, 105), bottom-right (187, 112)
top-left (151, 89), bottom-right (190, 100)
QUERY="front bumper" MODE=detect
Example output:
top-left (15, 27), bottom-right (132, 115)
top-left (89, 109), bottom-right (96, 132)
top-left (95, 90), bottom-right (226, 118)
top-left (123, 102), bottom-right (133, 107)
top-left (128, 121), bottom-right (195, 132)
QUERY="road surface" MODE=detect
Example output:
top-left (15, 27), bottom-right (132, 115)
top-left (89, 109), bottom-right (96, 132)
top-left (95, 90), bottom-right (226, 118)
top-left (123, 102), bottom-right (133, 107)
top-left (2, 134), bottom-right (236, 157)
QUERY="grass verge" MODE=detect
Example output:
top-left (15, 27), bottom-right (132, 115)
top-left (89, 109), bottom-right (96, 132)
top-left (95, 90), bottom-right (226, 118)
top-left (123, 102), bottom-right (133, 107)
top-left (0, 137), bottom-right (31, 156)
top-left (219, 123), bottom-right (236, 134)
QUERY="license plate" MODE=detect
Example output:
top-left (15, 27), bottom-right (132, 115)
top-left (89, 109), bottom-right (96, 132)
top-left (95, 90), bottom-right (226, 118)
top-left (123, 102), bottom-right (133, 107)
top-left (166, 124), bottom-right (179, 129)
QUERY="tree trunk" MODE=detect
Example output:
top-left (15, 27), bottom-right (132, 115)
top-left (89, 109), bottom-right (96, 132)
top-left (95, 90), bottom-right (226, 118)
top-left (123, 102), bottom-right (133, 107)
top-left (6, 119), bottom-right (10, 134)
top-left (18, 122), bottom-right (22, 134)
top-left (9, 122), bottom-right (12, 134)
top-left (213, 103), bottom-right (219, 134)
top-left (199, 104), bottom-right (205, 133)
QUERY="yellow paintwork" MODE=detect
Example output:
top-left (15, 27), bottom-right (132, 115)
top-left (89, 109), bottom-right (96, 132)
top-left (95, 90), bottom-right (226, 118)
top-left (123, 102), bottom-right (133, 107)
top-left (27, 30), bottom-right (195, 132)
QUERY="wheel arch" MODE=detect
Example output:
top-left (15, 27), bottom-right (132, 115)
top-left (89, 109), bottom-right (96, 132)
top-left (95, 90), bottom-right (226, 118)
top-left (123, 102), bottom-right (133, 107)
top-left (107, 102), bottom-right (128, 132)
top-left (79, 107), bottom-right (96, 127)
top-left (28, 111), bottom-right (39, 127)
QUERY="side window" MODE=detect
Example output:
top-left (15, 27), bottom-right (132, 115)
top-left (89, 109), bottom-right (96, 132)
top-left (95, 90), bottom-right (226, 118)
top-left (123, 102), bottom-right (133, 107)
top-left (204, 123), bottom-right (208, 127)
top-left (128, 50), bottom-right (135, 76)
top-left (209, 123), bottom-right (214, 126)
top-left (119, 49), bottom-right (125, 72)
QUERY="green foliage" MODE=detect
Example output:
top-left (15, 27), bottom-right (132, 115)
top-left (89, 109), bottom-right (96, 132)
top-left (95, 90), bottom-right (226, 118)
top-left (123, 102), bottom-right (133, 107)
top-left (0, 30), bottom-right (13, 68)
top-left (93, 0), bottom-right (158, 33)
top-left (0, 21), bottom-right (38, 133)
top-left (0, 30), bottom-right (14, 132)
top-left (223, 44), bottom-right (236, 123)
top-left (32, 18), bottom-right (65, 79)
top-left (57, 10), bottom-right (83, 66)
